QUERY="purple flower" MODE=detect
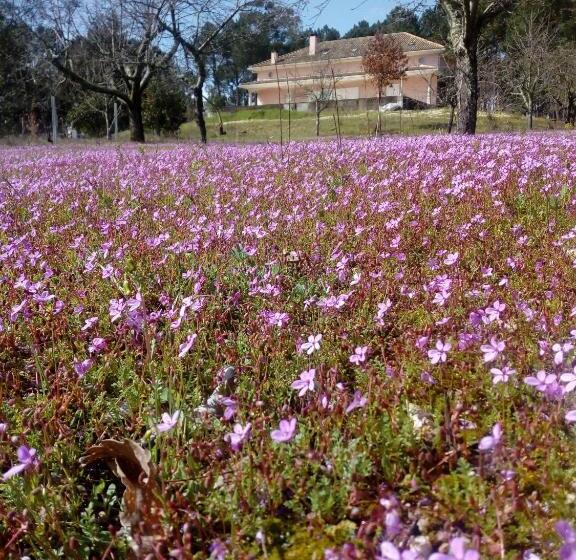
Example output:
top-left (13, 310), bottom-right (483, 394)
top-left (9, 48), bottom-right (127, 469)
top-left (10, 300), bottom-right (26, 322)
top-left (524, 370), bottom-right (557, 392)
top-left (221, 397), bottom-right (238, 421)
top-left (375, 299), bottom-right (392, 325)
top-left (565, 410), bottom-right (576, 423)
top-left (224, 422), bottom-right (251, 452)
top-left (271, 418), bottom-right (297, 443)
top-left (479, 422), bottom-right (502, 452)
top-left (88, 337), bottom-right (107, 354)
top-left (262, 311), bottom-right (290, 328)
top-left (209, 539), bottom-right (228, 560)
top-left (349, 346), bottom-right (368, 365)
top-left (74, 358), bottom-right (93, 378)
top-left (416, 336), bottom-right (429, 350)
top-left (428, 340), bottom-right (451, 364)
top-left (444, 252), bottom-right (459, 266)
top-left (178, 333), bottom-right (197, 358)
top-left (109, 298), bottom-right (125, 322)
top-left (156, 410), bottom-right (181, 433)
top-left (345, 390), bottom-right (367, 414)
top-left (300, 334), bottom-right (322, 355)
top-left (560, 368), bottom-right (576, 393)
top-left (480, 337), bottom-right (505, 363)
top-left (556, 521), bottom-right (576, 560)
top-left (3, 445), bottom-right (38, 480)
top-left (81, 316), bottom-right (98, 331)
top-left (379, 542), bottom-right (421, 560)
top-left (490, 365), bottom-right (515, 384)
top-left (291, 369), bottom-right (316, 396)
top-left (553, 342), bottom-right (574, 365)
top-left (429, 537), bottom-right (479, 560)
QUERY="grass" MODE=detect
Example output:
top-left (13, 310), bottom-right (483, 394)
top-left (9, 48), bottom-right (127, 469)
top-left (177, 107), bottom-right (556, 143)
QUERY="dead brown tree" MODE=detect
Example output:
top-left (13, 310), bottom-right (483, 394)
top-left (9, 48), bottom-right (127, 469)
top-left (362, 33), bottom-right (407, 135)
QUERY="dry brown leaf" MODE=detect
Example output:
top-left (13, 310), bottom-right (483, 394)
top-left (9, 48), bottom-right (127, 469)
top-left (81, 439), bottom-right (164, 558)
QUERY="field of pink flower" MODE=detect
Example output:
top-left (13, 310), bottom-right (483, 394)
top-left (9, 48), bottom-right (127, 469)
top-left (1, 135), bottom-right (576, 559)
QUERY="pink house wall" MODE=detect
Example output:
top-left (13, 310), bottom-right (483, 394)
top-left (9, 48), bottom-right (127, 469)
top-left (255, 74), bottom-right (437, 106)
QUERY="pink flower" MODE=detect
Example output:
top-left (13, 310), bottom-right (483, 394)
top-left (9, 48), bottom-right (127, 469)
top-left (74, 358), bottom-right (93, 378)
top-left (444, 252), bottom-right (459, 265)
top-left (156, 410), bottom-right (181, 433)
top-left (375, 299), bottom-right (392, 324)
top-left (349, 346), bottom-right (368, 365)
top-left (271, 418), bottom-right (297, 443)
top-left (291, 369), bottom-right (316, 396)
top-left (479, 422), bottom-right (502, 451)
top-left (553, 342), bottom-right (574, 365)
top-left (490, 365), bottom-right (515, 384)
top-left (10, 300), bottom-right (26, 322)
top-left (429, 537), bottom-right (479, 560)
top-left (416, 336), bottom-right (429, 350)
top-left (561, 369), bottom-right (576, 393)
top-left (3, 445), bottom-right (38, 480)
top-left (225, 422), bottom-right (251, 452)
top-left (81, 316), bottom-right (98, 331)
top-left (524, 370), bottom-right (557, 392)
top-left (345, 390), bottom-right (367, 414)
top-left (428, 340), bottom-right (451, 364)
top-left (300, 334), bottom-right (322, 355)
top-left (480, 337), bottom-right (505, 363)
top-left (88, 337), bottom-right (107, 354)
top-left (178, 333), bottom-right (197, 358)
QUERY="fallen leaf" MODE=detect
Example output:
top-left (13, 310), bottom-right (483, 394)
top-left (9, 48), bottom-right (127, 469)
top-left (81, 439), bottom-right (164, 558)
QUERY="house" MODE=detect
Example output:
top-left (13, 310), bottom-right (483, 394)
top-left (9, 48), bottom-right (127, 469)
top-left (240, 32), bottom-right (445, 111)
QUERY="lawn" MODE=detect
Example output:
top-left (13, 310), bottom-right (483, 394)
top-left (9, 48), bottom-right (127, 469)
top-left (1, 134), bottom-right (576, 559)
top-left (178, 107), bottom-right (556, 143)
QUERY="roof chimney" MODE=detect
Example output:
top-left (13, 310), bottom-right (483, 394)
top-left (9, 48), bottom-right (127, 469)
top-left (309, 35), bottom-right (318, 56)
top-left (271, 51), bottom-right (278, 64)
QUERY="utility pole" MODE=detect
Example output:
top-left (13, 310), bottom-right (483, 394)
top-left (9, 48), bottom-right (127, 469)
top-left (51, 96), bottom-right (58, 143)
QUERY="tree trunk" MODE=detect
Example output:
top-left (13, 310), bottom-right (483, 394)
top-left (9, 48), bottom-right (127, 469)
top-left (453, 39), bottom-right (478, 134)
top-left (448, 103), bottom-right (456, 133)
top-left (315, 101), bottom-right (320, 136)
top-left (528, 100), bottom-right (533, 130)
top-left (377, 89), bottom-right (382, 135)
top-left (194, 57), bottom-right (208, 144)
top-left (105, 110), bottom-right (110, 140)
top-left (445, 9), bottom-right (479, 135)
top-left (128, 97), bottom-right (145, 143)
top-left (566, 94), bottom-right (576, 126)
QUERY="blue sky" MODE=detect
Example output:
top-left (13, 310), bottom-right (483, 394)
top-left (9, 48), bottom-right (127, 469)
top-left (301, 0), bottom-right (399, 34)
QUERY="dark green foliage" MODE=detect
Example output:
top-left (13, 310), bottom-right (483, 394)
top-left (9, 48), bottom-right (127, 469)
top-left (143, 71), bottom-right (188, 136)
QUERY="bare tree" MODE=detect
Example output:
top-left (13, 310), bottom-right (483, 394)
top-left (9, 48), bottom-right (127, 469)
top-left (29, 0), bottom-right (178, 142)
top-left (161, 0), bottom-right (259, 144)
top-left (549, 44), bottom-right (576, 126)
top-left (438, 0), bottom-right (517, 134)
top-left (295, 64), bottom-right (337, 136)
top-left (501, 11), bottom-right (555, 129)
top-left (362, 33), bottom-right (407, 135)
